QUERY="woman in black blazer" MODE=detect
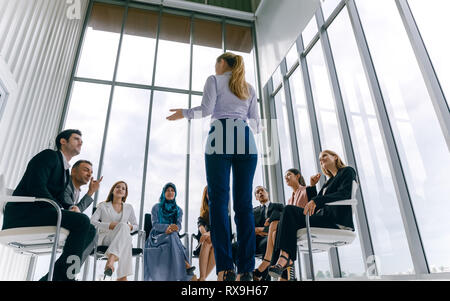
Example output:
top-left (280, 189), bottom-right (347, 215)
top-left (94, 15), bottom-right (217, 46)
top-left (268, 150), bottom-right (357, 279)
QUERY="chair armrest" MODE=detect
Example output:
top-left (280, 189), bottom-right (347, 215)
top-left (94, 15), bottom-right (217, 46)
top-left (2, 195), bottom-right (62, 211)
top-left (179, 233), bottom-right (188, 239)
top-left (326, 199), bottom-right (357, 206)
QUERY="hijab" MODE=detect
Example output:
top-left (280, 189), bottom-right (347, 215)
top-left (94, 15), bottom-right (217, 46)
top-left (158, 182), bottom-right (180, 225)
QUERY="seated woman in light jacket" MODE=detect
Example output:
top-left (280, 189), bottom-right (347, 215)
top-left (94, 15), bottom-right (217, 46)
top-left (90, 181), bottom-right (138, 281)
top-left (144, 182), bottom-right (195, 281)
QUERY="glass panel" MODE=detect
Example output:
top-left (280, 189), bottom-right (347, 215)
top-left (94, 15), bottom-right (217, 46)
top-left (272, 65), bottom-right (283, 91)
top-left (143, 92), bottom-right (188, 224)
top-left (357, 0), bottom-right (450, 274)
top-left (273, 88), bottom-right (294, 200)
top-left (116, 8), bottom-right (158, 85)
top-left (192, 18), bottom-right (223, 92)
top-left (96, 87), bottom-right (150, 222)
top-left (320, 0), bottom-right (342, 21)
top-left (289, 68), bottom-right (319, 179)
top-left (328, 9), bottom-right (413, 276)
top-left (225, 24), bottom-right (256, 91)
top-left (155, 13), bottom-right (191, 90)
top-left (76, 3), bottom-right (125, 80)
top-left (306, 43), bottom-right (345, 158)
top-left (64, 82), bottom-right (111, 182)
top-left (302, 15), bottom-right (318, 47)
top-left (285, 44), bottom-right (299, 73)
top-left (313, 253), bottom-right (332, 279)
top-left (408, 0), bottom-right (450, 106)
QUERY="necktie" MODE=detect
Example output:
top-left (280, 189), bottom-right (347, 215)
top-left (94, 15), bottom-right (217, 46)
top-left (65, 169), bottom-right (70, 187)
top-left (263, 204), bottom-right (267, 219)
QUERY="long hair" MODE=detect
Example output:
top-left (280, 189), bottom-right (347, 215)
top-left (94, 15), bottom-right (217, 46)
top-left (199, 186), bottom-right (209, 224)
top-left (321, 150), bottom-right (347, 178)
top-left (217, 52), bottom-right (249, 100)
top-left (105, 181), bottom-right (128, 203)
top-left (286, 168), bottom-right (306, 186)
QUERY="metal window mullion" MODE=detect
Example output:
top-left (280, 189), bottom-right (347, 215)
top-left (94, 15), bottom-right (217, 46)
top-left (93, 1), bottom-right (130, 208)
top-left (280, 59), bottom-right (301, 171)
top-left (251, 22), bottom-right (269, 189)
top-left (58, 0), bottom-right (94, 132)
top-left (266, 79), bottom-right (285, 206)
top-left (346, 0), bottom-right (429, 274)
top-left (184, 14), bottom-right (195, 251)
top-left (296, 37), bottom-right (322, 183)
top-left (329, 247), bottom-right (342, 278)
top-left (395, 0), bottom-right (450, 151)
top-left (296, 36), bottom-right (323, 280)
top-left (316, 6), bottom-right (375, 278)
top-left (26, 255), bottom-right (37, 281)
top-left (135, 6), bottom-right (163, 281)
top-left (139, 5), bottom-right (163, 237)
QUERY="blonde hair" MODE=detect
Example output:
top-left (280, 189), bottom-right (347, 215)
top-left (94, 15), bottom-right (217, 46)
top-left (199, 186), bottom-right (210, 224)
top-left (105, 181), bottom-right (128, 203)
top-left (320, 150), bottom-right (347, 178)
top-left (217, 52), bottom-right (249, 100)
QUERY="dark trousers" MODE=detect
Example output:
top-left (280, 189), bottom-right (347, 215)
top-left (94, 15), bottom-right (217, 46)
top-left (272, 205), bottom-right (339, 263)
top-left (231, 235), bottom-right (267, 264)
top-left (205, 119), bottom-right (258, 274)
top-left (3, 203), bottom-right (96, 281)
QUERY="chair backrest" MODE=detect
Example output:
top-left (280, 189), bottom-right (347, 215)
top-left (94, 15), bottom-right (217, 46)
top-left (144, 213), bottom-right (152, 241)
top-left (351, 180), bottom-right (358, 200)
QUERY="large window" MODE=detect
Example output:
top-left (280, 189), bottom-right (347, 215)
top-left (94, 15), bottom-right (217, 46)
top-left (357, 0), bottom-right (450, 273)
top-left (327, 8), bottom-right (413, 275)
top-left (59, 1), bottom-right (260, 281)
top-left (267, 0), bottom-right (450, 280)
top-left (76, 3), bottom-right (125, 81)
top-left (116, 8), bottom-right (158, 85)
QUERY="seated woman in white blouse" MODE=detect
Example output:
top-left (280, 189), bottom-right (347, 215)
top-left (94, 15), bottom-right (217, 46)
top-left (90, 181), bottom-right (138, 281)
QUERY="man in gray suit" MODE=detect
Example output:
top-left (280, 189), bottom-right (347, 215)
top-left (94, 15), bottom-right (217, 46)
top-left (63, 160), bottom-right (102, 213)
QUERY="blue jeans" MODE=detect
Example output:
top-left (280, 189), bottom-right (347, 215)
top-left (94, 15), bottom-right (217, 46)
top-left (205, 119), bottom-right (258, 274)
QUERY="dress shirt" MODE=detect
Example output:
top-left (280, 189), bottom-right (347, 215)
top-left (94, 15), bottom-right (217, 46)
top-left (182, 72), bottom-right (262, 134)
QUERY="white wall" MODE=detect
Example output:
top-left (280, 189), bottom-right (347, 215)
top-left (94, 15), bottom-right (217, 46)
top-left (255, 0), bottom-right (320, 86)
top-left (0, 0), bottom-right (88, 280)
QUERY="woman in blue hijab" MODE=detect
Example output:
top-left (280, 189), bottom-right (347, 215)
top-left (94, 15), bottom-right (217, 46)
top-left (144, 183), bottom-right (196, 281)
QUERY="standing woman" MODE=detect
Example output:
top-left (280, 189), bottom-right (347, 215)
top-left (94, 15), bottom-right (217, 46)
top-left (167, 52), bottom-right (262, 281)
top-left (90, 181), bottom-right (138, 281)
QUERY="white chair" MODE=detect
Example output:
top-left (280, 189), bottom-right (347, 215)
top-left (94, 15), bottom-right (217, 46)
top-left (0, 174), bottom-right (69, 281)
top-left (297, 180), bottom-right (359, 281)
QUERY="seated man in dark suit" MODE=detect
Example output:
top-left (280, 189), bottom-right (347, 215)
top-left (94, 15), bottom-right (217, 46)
top-left (2, 129), bottom-right (96, 281)
top-left (63, 160), bottom-right (102, 213)
top-left (232, 186), bottom-right (283, 281)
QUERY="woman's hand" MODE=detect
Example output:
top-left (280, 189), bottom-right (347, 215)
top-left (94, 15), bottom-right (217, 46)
top-left (310, 174), bottom-right (321, 186)
top-left (303, 200), bottom-right (317, 216)
top-left (200, 231), bottom-right (211, 244)
top-left (166, 224), bottom-right (179, 234)
top-left (109, 222), bottom-right (118, 230)
top-left (166, 109), bottom-right (184, 121)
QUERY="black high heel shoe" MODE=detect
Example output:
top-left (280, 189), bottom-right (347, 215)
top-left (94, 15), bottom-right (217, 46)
top-left (253, 258), bottom-right (271, 281)
top-left (186, 266), bottom-right (196, 276)
top-left (268, 254), bottom-right (293, 279)
top-left (223, 270), bottom-right (236, 281)
top-left (103, 266), bottom-right (114, 280)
